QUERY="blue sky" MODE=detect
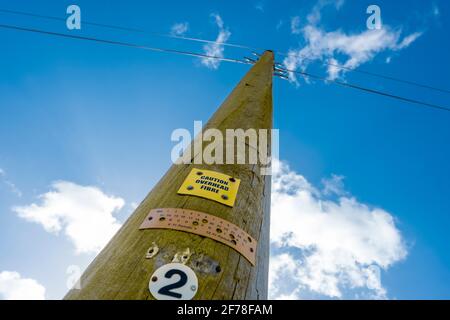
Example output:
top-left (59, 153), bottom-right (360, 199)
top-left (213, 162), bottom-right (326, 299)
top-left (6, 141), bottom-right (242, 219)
top-left (0, 0), bottom-right (449, 299)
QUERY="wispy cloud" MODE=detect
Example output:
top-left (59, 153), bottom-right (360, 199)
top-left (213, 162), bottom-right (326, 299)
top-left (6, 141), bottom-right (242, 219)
top-left (201, 14), bottom-right (231, 70)
top-left (0, 168), bottom-right (22, 197)
top-left (255, 2), bottom-right (264, 13)
top-left (307, 0), bottom-right (345, 25)
top-left (13, 181), bottom-right (124, 255)
top-left (290, 16), bottom-right (301, 35)
top-left (432, 3), bottom-right (440, 17)
top-left (397, 32), bottom-right (423, 49)
top-left (321, 174), bottom-right (347, 196)
top-left (0, 271), bottom-right (46, 300)
top-left (170, 22), bottom-right (189, 36)
top-left (269, 160), bottom-right (407, 299)
top-left (276, 20), bottom-right (284, 31)
top-left (284, 1), bottom-right (423, 82)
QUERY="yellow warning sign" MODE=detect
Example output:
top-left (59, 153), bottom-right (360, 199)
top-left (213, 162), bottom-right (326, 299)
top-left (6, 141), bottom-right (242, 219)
top-left (177, 168), bottom-right (241, 207)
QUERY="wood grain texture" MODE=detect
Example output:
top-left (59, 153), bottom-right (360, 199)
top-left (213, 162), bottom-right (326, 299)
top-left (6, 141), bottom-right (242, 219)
top-left (64, 51), bottom-right (274, 300)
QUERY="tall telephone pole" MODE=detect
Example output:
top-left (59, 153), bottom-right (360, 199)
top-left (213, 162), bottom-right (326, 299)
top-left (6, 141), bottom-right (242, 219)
top-left (65, 50), bottom-right (274, 300)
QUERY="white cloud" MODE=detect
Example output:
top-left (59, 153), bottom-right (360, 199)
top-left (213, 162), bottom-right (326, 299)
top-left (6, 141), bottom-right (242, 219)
top-left (170, 22), bottom-right (189, 36)
top-left (201, 14), bottom-right (231, 70)
top-left (269, 160), bottom-right (407, 299)
top-left (0, 271), bottom-right (46, 300)
top-left (13, 181), bottom-right (124, 254)
top-left (284, 2), bottom-right (422, 82)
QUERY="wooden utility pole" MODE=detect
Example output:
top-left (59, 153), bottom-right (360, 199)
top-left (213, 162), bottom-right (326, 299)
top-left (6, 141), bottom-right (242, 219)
top-left (65, 50), bottom-right (274, 300)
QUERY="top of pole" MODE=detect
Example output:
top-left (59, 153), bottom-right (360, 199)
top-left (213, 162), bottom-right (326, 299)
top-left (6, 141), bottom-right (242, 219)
top-left (202, 49), bottom-right (274, 133)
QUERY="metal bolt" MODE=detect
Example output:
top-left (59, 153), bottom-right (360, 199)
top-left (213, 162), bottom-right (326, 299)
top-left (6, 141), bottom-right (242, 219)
top-left (196, 171), bottom-right (203, 176)
top-left (191, 285), bottom-right (197, 291)
top-left (187, 185), bottom-right (194, 190)
top-left (221, 194), bottom-right (229, 200)
top-left (229, 177), bottom-right (236, 182)
top-left (151, 276), bottom-right (158, 282)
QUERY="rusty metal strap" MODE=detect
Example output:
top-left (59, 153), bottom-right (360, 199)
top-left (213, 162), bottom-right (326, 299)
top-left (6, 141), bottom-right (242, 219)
top-left (139, 208), bottom-right (257, 265)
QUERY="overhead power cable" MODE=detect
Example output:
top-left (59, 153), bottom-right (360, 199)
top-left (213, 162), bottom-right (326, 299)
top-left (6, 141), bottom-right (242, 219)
top-left (0, 23), bottom-right (249, 65)
top-left (1, 7), bottom-right (449, 94)
top-left (0, 8), bottom-right (256, 50)
top-left (276, 52), bottom-right (450, 95)
top-left (0, 22), bottom-right (448, 113)
top-left (282, 67), bottom-right (450, 113)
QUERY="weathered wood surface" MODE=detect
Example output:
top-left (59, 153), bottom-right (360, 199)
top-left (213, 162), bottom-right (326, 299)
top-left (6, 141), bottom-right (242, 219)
top-left (64, 51), bottom-right (274, 300)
